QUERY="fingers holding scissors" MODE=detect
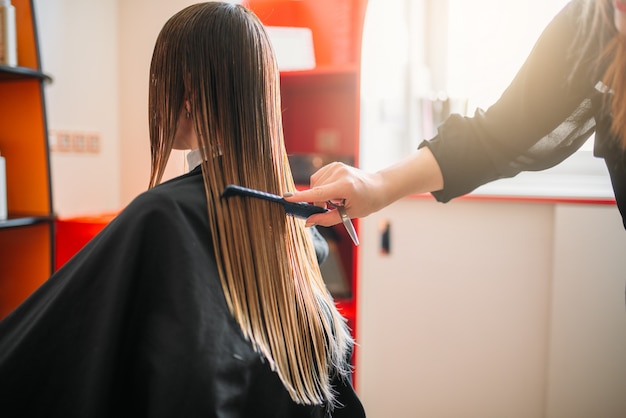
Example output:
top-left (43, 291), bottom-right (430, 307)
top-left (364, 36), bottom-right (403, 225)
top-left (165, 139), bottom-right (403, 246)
top-left (326, 199), bottom-right (359, 246)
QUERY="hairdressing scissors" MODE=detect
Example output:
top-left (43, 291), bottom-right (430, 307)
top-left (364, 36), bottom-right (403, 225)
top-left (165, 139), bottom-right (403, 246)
top-left (221, 185), bottom-right (359, 246)
top-left (327, 200), bottom-right (359, 246)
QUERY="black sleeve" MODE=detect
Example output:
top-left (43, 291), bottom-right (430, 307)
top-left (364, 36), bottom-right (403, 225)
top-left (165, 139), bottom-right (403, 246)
top-left (422, 0), bottom-right (598, 202)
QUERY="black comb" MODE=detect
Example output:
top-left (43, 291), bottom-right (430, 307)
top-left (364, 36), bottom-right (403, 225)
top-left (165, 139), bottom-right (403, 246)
top-left (221, 184), bottom-right (328, 219)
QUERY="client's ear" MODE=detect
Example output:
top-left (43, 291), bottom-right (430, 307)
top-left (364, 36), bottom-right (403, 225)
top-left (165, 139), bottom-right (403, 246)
top-left (183, 100), bottom-right (191, 120)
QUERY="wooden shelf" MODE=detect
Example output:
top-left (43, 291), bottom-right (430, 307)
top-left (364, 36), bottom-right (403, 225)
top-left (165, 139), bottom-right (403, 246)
top-left (0, 214), bottom-right (55, 229)
top-left (0, 0), bottom-right (54, 320)
top-left (280, 68), bottom-right (358, 91)
top-left (280, 64), bottom-right (358, 77)
top-left (0, 65), bottom-right (52, 82)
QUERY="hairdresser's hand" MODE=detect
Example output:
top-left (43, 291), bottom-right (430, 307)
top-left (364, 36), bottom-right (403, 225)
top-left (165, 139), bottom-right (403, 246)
top-left (284, 162), bottom-right (387, 227)
top-left (286, 148), bottom-right (445, 227)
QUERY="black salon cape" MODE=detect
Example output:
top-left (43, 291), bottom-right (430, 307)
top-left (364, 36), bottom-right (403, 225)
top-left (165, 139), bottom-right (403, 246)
top-left (0, 167), bottom-right (365, 418)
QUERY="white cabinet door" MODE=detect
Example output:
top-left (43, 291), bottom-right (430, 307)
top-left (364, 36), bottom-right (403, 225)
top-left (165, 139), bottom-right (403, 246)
top-left (356, 198), bottom-right (626, 418)
top-left (356, 197), bottom-right (554, 418)
top-left (546, 204), bottom-right (626, 418)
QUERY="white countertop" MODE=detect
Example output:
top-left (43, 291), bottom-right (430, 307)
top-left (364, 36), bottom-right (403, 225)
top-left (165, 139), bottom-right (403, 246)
top-left (471, 149), bottom-right (615, 202)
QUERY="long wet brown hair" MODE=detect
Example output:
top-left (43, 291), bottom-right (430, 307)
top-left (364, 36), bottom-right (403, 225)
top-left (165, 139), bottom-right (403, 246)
top-left (574, 0), bottom-right (626, 147)
top-left (147, 2), bottom-right (352, 407)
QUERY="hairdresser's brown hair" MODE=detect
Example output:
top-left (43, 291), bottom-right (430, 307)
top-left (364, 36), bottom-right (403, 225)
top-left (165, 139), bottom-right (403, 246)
top-left (147, 2), bottom-right (352, 407)
top-left (573, 0), bottom-right (626, 147)
top-left (596, 0), bottom-right (626, 148)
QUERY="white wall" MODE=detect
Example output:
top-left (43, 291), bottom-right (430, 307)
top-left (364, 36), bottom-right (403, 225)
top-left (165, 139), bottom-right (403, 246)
top-left (117, 0), bottom-right (211, 207)
top-left (35, 0), bottom-right (120, 217)
top-left (34, 0), bottom-right (243, 217)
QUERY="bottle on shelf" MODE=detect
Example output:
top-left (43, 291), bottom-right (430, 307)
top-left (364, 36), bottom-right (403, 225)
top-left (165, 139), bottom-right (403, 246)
top-left (0, 0), bottom-right (17, 66)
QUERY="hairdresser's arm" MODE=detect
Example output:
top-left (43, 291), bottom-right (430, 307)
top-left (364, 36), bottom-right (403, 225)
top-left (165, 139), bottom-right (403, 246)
top-left (285, 146), bottom-right (444, 227)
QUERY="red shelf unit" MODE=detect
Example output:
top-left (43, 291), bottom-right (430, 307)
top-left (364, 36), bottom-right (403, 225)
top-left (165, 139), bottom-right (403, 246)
top-left (0, 0), bottom-right (55, 320)
top-left (243, 0), bottom-right (368, 354)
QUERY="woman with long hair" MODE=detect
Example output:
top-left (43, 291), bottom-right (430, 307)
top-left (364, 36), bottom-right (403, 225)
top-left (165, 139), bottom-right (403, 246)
top-left (287, 0), bottom-right (626, 232)
top-left (0, 3), bottom-right (364, 417)
top-left (147, 1), bottom-right (361, 414)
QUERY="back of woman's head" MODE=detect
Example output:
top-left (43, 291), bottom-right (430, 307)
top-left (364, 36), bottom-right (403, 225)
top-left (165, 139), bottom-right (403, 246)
top-left (149, 2), bottom-right (282, 184)
top-left (148, 2), bottom-right (353, 408)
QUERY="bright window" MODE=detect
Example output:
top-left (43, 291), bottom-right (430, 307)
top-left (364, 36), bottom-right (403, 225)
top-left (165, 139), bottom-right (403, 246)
top-left (360, 0), bottom-right (613, 199)
top-left (446, 0), bottom-right (610, 198)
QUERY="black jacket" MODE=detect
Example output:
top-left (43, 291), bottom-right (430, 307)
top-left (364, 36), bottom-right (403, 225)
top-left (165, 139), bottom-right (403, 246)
top-left (0, 167), bottom-right (365, 418)
top-left (422, 0), bottom-right (626, 228)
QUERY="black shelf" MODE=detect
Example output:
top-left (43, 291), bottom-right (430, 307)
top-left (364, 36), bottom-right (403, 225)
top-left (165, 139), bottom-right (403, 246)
top-left (0, 65), bottom-right (52, 83)
top-left (0, 214), bottom-right (56, 229)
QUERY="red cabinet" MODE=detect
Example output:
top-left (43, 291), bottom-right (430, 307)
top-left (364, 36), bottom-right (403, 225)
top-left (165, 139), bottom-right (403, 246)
top-left (244, 0), bottom-right (368, 355)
